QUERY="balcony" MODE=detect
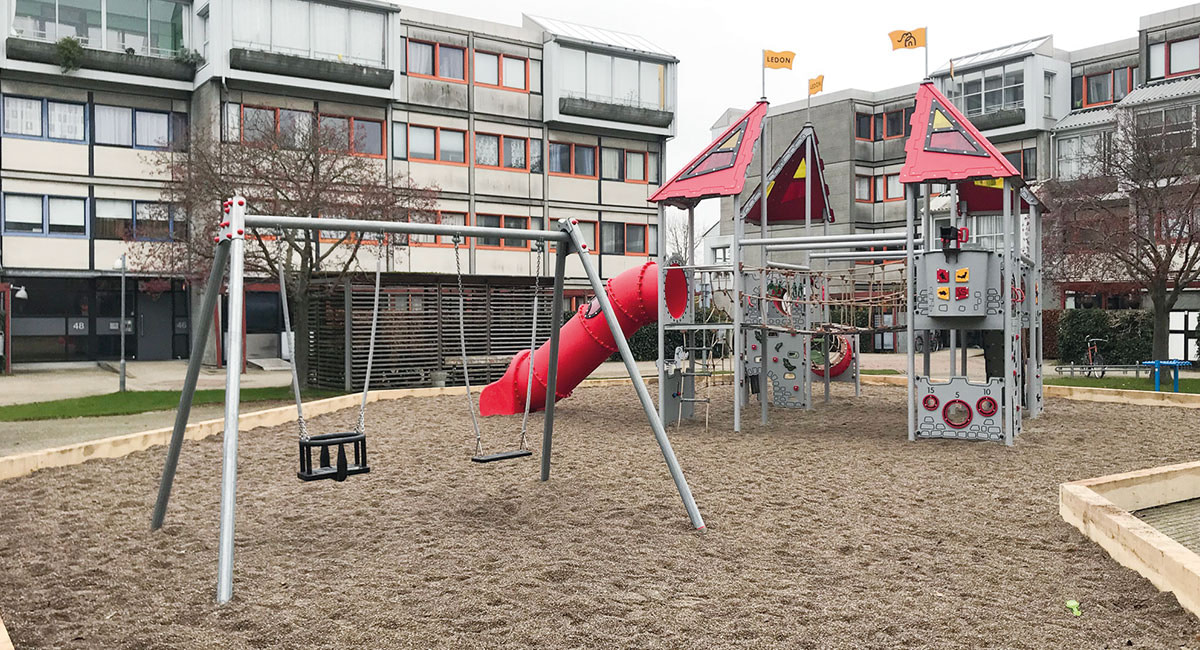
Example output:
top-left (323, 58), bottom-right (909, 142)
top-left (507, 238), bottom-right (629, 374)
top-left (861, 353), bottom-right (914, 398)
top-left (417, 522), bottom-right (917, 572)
top-left (229, 48), bottom-right (394, 89)
top-left (5, 37), bottom-right (195, 81)
top-left (558, 96), bottom-right (673, 128)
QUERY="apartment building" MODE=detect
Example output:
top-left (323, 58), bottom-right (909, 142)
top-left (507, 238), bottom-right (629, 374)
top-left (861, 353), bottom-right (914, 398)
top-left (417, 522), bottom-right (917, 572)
top-left (0, 0), bottom-right (677, 364)
top-left (704, 3), bottom-right (1200, 360)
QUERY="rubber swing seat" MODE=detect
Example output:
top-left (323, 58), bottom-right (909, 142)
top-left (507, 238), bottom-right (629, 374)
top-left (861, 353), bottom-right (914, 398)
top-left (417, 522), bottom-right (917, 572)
top-left (298, 431), bottom-right (370, 482)
top-left (471, 449), bottom-right (533, 463)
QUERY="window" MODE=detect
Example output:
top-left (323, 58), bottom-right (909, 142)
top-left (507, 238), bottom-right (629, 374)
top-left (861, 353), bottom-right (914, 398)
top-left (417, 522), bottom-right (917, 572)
top-left (352, 119), bottom-right (383, 156)
top-left (1077, 68), bottom-right (1132, 108)
top-left (503, 216), bottom-right (529, 248)
top-left (1164, 106), bottom-right (1193, 149)
top-left (713, 246), bottom-right (729, 264)
top-left (392, 122), bottom-right (407, 158)
top-left (559, 47), bottom-right (666, 109)
top-left (855, 175), bottom-right (872, 203)
top-left (549, 142), bottom-right (597, 177)
top-left (408, 125), bottom-right (465, 163)
top-left (1044, 72), bottom-right (1054, 118)
top-left (319, 115), bottom-right (349, 150)
top-left (503, 137), bottom-right (526, 169)
top-left (601, 221), bottom-right (625, 254)
top-left (873, 114), bottom-right (883, 141)
top-left (1150, 42), bottom-right (1166, 80)
top-left (439, 128), bottom-right (465, 163)
top-left (95, 105), bottom-right (133, 145)
top-left (885, 174), bottom-right (903, 201)
top-left (1070, 76), bottom-right (1083, 110)
top-left (884, 110), bottom-right (904, 139)
top-left (574, 145), bottom-right (596, 177)
top-left (1170, 38), bottom-right (1200, 76)
top-left (474, 51), bottom-right (527, 90)
top-left (951, 62), bottom-right (1023, 116)
top-left (1114, 68), bottom-right (1131, 102)
top-left (530, 138), bottom-right (543, 174)
top-left (409, 211), bottom-right (464, 245)
top-left (46, 197), bottom-right (85, 235)
top-left (475, 214), bottom-right (501, 246)
top-left (3, 96), bottom-right (43, 136)
top-left (576, 220), bottom-right (597, 252)
top-left (47, 101), bottom-right (84, 141)
top-left (626, 224), bottom-right (647, 254)
top-left (601, 147), bottom-right (623, 180)
top-left (1086, 74), bottom-right (1111, 106)
top-left (232, 0), bottom-right (383, 66)
top-left (135, 110), bottom-right (169, 148)
top-left (95, 199), bottom-right (133, 240)
top-left (135, 202), bottom-right (169, 239)
top-left (3, 195), bottom-right (44, 233)
top-left (855, 113), bottom-right (873, 140)
top-left (647, 152), bottom-right (660, 184)
top-left (648, 224), bottom-right (658, 255)
top-left (626, 151), bottom-right (646, 182)
top-left (476, 133), bottom-right (500, 166)
top-left (874, 176), bottom-right (884, 203)
top-left (13, 0), bottom-right (189, 57)
top-left (410, 126), bottom-right (436, 159)
top-left (277, 109), bottom-right (310, 149)
top-left (409, 40), bottom-right (465, 81)
top-left (1022, 147), bottom-right (1037, 180)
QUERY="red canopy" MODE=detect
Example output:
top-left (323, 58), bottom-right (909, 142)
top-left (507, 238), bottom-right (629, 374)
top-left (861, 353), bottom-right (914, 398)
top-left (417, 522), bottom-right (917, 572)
top-left (900, 81), bottom-right (1019, 184)
top-left (650, 102), bottom-right (768, 207)
top-left (740, 124), bottom-right (833, 224)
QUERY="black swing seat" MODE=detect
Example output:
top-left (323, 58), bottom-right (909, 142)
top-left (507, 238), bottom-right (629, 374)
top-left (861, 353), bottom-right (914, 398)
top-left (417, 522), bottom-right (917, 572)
top-left (471, 449), bottom-right (533, 463)
top-left (298, 432), bottom-right (370, 482)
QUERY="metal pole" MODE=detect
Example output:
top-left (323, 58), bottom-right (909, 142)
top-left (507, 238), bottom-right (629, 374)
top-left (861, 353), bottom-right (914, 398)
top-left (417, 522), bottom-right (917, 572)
top-left (151, 241), bottom-right (230, 531)
top-left (905, 185), bottom-right (917, 442)
top-left (540, 239), bottom-right (569, 482)
top-left (119, 253), bottom-right (127, 393)
top-left (243, 215), bottom-right (570, 244)
top-left (804, 136), bottom-right (813, 410)
top-left (1002, 182), bottom-right (1014, 446)
top-left (565, 220), bottom-right (705, 530)
top-left (741, 232), bottom-right (916, 247)
top-left (216, 197), bottom-right (247, 604)
top-left (765, 238), bottom-right (919, 252)
top-left (760, 100), bottom-right (770, 425)
top-left (656, 203), bottom-right (667, 425)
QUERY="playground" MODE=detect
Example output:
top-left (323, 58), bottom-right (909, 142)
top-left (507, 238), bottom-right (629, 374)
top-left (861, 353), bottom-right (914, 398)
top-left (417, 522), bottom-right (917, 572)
top-left (3, 383), bottom-right (1200, 648)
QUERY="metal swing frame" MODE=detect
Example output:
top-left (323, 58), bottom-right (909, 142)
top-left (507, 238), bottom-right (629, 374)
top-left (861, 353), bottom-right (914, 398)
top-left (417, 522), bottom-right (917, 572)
top-left (149, 197), bottom-right (705, 606)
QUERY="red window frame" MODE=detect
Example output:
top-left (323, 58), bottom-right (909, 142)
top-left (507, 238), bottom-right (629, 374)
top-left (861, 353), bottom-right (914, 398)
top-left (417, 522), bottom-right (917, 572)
top-left (473, 50), bottom-right (530, 93)
top-left (1166, 37), bottom-right (1200, 78)
top-left (408, 125), bottom-right (468, 166)
top-left (854, 174), bottom-right (874, 203)
top-left (625, 223), bottom-right (649, 256)
top-left (316, 113), bottom-right (386, 158)
top-left (855, 112), bottom-right (874, 141)
top-left (624, 150), bottom-right (648, 184)
top-left (1081, 68), bottom-right (1132, 108)
top-left (548, 141), bottom-right (598, 179)
top-left (883, 110), bottom-right (905, 140)
top-left (407, 39), bottom-right (468, 84)
top-left (883, 174), bottom-right (904, 202)
top-left (474, 132), bottom-right (531, 171)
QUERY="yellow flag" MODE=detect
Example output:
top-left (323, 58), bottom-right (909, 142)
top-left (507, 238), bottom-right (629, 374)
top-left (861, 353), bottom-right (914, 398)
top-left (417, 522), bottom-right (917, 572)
top-left (808, 75), bottom-right (824, 96)
top-left (889, 28), bottom-right (926, 50)
top-left (764, 50), bottom-right (795, 70)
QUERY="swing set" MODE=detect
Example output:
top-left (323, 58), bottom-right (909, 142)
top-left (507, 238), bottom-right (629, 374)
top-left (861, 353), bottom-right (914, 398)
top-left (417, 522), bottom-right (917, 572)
top-left (150, 197), bottom-right (706, 605)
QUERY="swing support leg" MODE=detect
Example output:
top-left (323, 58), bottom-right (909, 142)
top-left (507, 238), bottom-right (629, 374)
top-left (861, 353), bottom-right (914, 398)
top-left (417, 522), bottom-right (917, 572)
top-left (151, 239), bottom-right (230, 531)
top-left (540, 242), bottom-right (569, 482)
top-left (216, 200), bottom-right (248, 605)
top-left (562, 220), bottom-right (706, 531)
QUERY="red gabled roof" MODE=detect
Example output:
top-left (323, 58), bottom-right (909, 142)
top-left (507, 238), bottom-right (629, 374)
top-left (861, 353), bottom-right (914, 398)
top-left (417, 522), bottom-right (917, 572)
top-left (900, 81), bottom-right (1019, 184)
top-left (740, 124), bottom-right (833, 224)
top-left (649, 101), bottom-right (768, 207)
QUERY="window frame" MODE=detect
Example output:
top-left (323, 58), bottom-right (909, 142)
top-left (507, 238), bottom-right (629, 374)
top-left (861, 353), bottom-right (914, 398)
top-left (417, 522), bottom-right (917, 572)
top-left (133, 108), bottom-right (172, 150)
top-left (600, 220), bottom-right (625, 255)
top-left (472, 214), bottom-right (531, 250)
top-left (855, 112), bottom-right (873, 141)
top-left (392, 121), bottom-right (407, 159)
top-left (624, 151), bottom-right (647, 183)
top-left (548, 141), bottom-right (599, 178)
top-left (407, 39), bottom-right (468, 84)
top-left (1167, 36), bottom-right (1200, 78)
top-left (474, 132), bottom-right (531, 171)
top-left (624, 223), bottom-right (648, 255)
top-left (409, 210), bottom-right (467, 247)
top-left (883, 110), bottom-right (904, 139)
top-left (315, 112), bottom-right (385, 158)
top-left (1080, 68), bottom-right (1132, 108)
top-left (407, 124), bottom-right (468, 166)
top-left (473, 49), bottom-right (529, 93)
top-left (1, 193), bottom-right (90, 238)
top-left (854, 175), bottom-right (874, 203)
top-left (883, 174), bottom-right (904, 202)
top-left (1, 95), bottom-right (89, 143)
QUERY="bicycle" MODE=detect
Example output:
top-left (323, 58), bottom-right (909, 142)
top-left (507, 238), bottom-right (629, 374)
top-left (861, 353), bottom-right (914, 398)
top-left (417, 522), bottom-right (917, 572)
top-left (1085, 337), bottom-right (1107, 378)
top-left (914, 330), bottom-right (943, 354)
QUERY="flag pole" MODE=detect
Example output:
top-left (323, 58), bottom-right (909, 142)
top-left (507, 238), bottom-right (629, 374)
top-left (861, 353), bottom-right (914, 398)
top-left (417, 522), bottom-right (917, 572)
top-left (807, 86), bottom-right (811, 124)
top-left (924, 27), bottom-right (929, 78)
top-left (761, 49), bottom-right (766, 99)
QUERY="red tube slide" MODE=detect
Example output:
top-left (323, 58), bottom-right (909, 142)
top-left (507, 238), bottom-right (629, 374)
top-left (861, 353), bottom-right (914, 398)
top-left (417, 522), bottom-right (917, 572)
top-left (479, 261), bottom-right (687, 416)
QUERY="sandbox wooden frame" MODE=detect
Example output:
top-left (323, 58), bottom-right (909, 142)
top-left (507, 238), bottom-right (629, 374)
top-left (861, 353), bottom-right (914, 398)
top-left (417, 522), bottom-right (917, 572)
top-left (1060, 461), bottom-right (1200, 618)
top-left (0, 613), bottom-right (13, 650)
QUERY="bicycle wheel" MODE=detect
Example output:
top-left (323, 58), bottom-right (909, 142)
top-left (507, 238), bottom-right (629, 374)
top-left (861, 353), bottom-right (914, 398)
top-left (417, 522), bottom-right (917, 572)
top-left (1094, 352), bottom-right (1106, 379)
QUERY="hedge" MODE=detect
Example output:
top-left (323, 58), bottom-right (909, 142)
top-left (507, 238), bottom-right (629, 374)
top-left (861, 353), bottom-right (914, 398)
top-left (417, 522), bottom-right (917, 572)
top-left (1057, 309), bottom-right (1153, 364)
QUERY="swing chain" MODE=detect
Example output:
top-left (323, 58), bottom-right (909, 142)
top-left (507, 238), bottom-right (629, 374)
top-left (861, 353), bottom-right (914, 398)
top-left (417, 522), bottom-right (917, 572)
top-left (453, 237), bottom-right (484, 456)
top-left (517, 241), bottom-right (544, 450)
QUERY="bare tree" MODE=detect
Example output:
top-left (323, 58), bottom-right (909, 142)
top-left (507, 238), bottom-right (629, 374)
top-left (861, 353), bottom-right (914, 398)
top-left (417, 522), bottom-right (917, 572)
top-left (135, 113), bottom-right (438, 380)
top-left (1041, 109), bottom-right (1200, 359)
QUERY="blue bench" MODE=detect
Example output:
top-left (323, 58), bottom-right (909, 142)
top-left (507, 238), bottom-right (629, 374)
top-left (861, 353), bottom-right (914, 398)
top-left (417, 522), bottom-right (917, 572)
top-left (1140, 360), bottom-right (1193, 392)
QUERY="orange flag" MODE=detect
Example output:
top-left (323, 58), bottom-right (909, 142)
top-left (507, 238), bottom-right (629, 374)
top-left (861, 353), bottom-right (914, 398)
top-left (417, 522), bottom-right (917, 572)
top-left (763, 50), bottom-right (795, 70)
top-left (889, 28), bottom-right (926, 50)
top-left (808, 75), bottom-right (824, 96)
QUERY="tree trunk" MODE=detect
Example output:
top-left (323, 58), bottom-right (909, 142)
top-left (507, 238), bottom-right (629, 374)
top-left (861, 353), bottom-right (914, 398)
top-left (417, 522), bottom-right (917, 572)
top-left (1149, 287), bottom-right (1173, 361)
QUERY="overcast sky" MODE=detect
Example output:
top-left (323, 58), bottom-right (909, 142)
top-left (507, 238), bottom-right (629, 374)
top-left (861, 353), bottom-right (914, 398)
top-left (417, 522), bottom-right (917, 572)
top-left (400, 0), bottom-right (1190, 233)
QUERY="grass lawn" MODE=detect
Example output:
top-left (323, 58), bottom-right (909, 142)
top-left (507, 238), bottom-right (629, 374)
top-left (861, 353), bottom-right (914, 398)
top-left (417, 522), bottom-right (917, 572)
top-left (1044, 375), bottom-right (1200, 394)
top-left (0, 386), bottom-right (345, 422)
top-left (861, 368), bottom-right (902, 375)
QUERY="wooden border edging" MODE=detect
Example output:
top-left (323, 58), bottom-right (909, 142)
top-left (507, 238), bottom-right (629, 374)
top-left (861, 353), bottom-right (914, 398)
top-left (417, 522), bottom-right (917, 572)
top-left (1060, 462), bottom-right (1200, 618)
top-left (0, 612), bottom-right (13, 650)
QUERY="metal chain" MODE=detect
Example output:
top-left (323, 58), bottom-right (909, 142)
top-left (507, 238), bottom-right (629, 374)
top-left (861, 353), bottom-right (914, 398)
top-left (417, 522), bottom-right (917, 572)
top-left (518, 242), bottom-right (544, 450)
top-left (355, 245), bottom-right (383, 435)
top-left (277, 265), bottom-right (309, 441)
top-left (454, 237), bottom-right (484, 456)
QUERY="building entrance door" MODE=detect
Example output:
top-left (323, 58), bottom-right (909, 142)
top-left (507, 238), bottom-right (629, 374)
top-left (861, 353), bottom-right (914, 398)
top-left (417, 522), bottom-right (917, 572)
top-left (137, 289), bottom-right (175, 360)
